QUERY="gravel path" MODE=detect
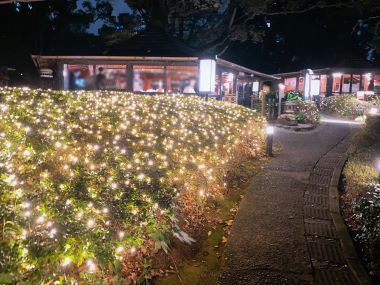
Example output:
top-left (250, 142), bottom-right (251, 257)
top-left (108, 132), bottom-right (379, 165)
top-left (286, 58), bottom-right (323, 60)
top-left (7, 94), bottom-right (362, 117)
top-left (218, 122), bottom-right (362, 285)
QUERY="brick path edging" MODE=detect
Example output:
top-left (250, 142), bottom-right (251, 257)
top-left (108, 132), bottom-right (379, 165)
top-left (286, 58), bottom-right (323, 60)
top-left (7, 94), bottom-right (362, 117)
top-left (329, 147), bottom-right (372, 285)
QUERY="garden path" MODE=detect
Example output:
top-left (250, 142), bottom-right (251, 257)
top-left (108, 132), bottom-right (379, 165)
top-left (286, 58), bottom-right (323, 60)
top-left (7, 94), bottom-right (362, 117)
top-left (218, 122), bottom-right (368, 285)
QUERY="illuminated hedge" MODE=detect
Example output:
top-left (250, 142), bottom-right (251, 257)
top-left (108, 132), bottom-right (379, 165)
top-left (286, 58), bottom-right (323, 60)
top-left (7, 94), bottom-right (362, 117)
top-left (320, 94), bottom-right (380, 118)
top-left (0, 87), bottom-right (265, 284)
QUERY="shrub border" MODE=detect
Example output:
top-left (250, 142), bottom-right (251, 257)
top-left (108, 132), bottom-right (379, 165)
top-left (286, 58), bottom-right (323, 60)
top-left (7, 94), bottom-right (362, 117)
top-left (330, 147), bottom-right (372, 285)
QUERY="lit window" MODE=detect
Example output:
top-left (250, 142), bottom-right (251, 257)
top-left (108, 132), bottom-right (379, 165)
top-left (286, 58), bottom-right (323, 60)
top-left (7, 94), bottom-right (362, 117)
top-left (284, 77), bottom-right (297, 91)
top-left (166, 66), bottom-right (198, 94)
top-left (351, 75), bottom-right (360, 92)
top-left (95, 65), bottom-right (127, 90)
top-left (320, 75), bottom-right (327, 97)
top-left (133, 66), bottom-right (165, 93)
top-left (374, 75), bottom-right (380, 93)
top-left (298, 77), bottom-right (304, 92)
top-left (64, 65), bottom-right (94, 90)
top-left (221, 72), bottom-right (235, 102)
top-left (362, 73), bottom-right (372, 91)
top-left (342, 74), bottom-right (351, 93)
top-left (332, 73), bottom-right (342, 93)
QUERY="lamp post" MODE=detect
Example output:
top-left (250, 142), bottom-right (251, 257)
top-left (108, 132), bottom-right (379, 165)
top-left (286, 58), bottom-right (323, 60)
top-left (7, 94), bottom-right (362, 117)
top-left (266, 126), bottom-right (274, 157)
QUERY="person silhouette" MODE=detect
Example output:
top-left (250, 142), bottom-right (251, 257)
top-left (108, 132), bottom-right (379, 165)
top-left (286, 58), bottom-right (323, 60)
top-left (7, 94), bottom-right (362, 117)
top-left (96, 67), bottom-right (106, 90)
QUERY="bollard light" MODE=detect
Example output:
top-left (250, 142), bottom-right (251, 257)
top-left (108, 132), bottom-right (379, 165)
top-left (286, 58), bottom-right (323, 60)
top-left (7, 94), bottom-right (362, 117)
top-left (265, 126), bottom-right (274, 157)
top-left (266, 126), bottom-right (274, 135)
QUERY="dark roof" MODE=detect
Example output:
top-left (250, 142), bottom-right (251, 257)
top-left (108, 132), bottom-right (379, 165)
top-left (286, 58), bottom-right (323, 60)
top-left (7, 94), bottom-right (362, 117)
top-left (103, 27), bottom-right (201, 57)
top-left (274, 66), bottom-right (380, 77)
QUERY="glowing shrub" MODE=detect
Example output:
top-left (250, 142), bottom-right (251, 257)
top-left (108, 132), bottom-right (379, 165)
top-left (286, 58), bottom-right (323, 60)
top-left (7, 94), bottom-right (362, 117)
top-left (321, 94), bottom-right (380, 118)
top-left (0, 87), bottom-right (265, 284)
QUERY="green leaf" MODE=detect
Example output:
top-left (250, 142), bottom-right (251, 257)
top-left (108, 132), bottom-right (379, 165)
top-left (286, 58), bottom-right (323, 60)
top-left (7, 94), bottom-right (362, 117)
top-left (0, 273), bottom-right (14, 284)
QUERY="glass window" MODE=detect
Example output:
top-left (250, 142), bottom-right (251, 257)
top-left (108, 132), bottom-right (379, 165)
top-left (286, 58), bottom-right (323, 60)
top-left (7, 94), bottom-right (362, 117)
top-left (362, 73), bottom-right (372, 91)
top-left (351, 75), bottom-right (360, 92)
top-left (374, 75), bottom-right (380, 93)
top-left (221, 72), bottom-right (235, 103)
top-left (342, 74), bottom-right (351, 93)
top-left (133, 66), bottom-right (164, 93)
top-left (284, 77), bottom-right (297, 91)
top-left (332, 73), bottom-right (342, 93)
top-left (237, 77), bottom-right (252, 106)
top-left (95, 65), bottom-right (127, 90)
top-left (298, 77), bottom-right (304, 92)
top-left (65, 64), bottom-right (94, 90)
top-left (166, 66), bottom-right (198, 94)
top-left (320, 75), bottom-right (327, 96)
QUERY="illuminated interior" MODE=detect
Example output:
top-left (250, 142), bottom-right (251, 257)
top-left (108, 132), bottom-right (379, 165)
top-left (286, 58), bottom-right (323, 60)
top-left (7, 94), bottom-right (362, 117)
top-left (284, 77), bottom-right (297, 91)
top-left (166, 66), bottom-right (198, 94)
top-left (95, 65), bottom-right (127, 90)
top-left (133, 65), bottom-right (165, 93)
top-left (64, 64), bottom-right (94, 90)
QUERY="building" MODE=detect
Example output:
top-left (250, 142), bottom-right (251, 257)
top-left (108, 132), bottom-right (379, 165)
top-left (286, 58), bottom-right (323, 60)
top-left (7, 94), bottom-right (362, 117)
top-left (32, 28), bottom-right (277, 106)
top-left (275, 67), bottom-right (380, 100)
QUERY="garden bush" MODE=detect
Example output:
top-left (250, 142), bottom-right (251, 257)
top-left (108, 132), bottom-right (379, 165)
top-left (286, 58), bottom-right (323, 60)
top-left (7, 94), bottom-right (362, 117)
top-left (0, 87), bottom-right (265, 284)
top-left (294, 101), bottom-right (320, 125)
top-left (320, 94), bottom-right (380, 118)
top-left (342, 117), bottom-right (380, 282)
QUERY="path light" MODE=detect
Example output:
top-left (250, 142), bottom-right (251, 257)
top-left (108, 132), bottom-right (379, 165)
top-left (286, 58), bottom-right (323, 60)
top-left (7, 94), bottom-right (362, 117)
top-left (265, 126), bottom-right (274, 157)
top-left (376, 158), bottom-right (380, 184)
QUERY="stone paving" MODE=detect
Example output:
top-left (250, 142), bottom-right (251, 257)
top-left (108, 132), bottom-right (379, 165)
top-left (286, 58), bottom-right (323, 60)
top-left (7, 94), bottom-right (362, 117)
top-left (218, 123), bottom-right (369, 285)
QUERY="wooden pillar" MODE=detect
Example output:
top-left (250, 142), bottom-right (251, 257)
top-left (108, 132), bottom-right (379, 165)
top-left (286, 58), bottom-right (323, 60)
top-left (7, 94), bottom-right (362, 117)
top-left (261, 92), bottom-right (266, 117)
top-left (339, 74), bottom-right (343, 94)
top-left (92, 64), bottom-right (96, 90)
top-left (349, 74), bottom-right (353, 93)
top-left (326, 73), bottom-right (333, 97)
top-left (164, 66), bottom-right (167, 95)
top-left (126, 65), bottom-right (133, 92)
top-left (233, 73), bottom-right (238, 104)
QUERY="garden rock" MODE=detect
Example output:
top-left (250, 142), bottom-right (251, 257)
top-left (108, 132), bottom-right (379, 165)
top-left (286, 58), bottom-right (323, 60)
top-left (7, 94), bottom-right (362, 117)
top-left (277, 113), bottom-right (298, 126)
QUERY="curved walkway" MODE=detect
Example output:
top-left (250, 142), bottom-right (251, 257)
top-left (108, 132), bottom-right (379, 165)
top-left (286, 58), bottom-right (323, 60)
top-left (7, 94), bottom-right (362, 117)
top-left (218, 122), bottom-right (371, 285)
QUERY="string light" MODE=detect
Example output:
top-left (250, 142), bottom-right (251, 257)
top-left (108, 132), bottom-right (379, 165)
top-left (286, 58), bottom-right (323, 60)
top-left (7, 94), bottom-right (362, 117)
top-left (0, 87), bottom-right (265, 283)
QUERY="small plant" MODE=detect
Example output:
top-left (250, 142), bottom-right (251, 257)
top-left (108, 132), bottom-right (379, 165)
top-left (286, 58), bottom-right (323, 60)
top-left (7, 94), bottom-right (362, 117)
top-left (295, 101), bottom-right (320, 125)
top-left (284, 91), bottom-right (302, 102)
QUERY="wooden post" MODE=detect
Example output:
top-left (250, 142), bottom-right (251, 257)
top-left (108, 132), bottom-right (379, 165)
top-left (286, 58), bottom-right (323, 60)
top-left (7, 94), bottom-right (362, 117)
top-left (261, 92), bottom-right (266, 117)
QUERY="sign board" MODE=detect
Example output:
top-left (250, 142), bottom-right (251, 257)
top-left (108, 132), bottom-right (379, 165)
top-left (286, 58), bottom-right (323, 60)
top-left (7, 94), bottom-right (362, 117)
top-left (311, 79), bottom-right (320, 96)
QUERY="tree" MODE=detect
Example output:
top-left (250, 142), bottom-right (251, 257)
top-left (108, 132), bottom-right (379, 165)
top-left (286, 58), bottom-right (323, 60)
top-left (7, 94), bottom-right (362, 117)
top-left (117, 0), bottom-right (380, 56)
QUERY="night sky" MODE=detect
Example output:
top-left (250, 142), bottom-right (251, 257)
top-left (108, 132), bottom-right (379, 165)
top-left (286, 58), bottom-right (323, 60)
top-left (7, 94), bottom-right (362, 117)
top-left (79, 0), bottom-right (131, 34)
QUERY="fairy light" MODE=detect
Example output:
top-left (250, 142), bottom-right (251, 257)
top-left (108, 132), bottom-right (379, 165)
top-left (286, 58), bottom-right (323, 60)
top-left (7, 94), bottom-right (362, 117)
top-left (87, 219), bottom-right (95, 228)
top-left (86, 259), bottom-right (96, 272)
top-left (116, 246), bottom-right (124, 254)
top-left (0, 87), bottom-right (266, 283)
